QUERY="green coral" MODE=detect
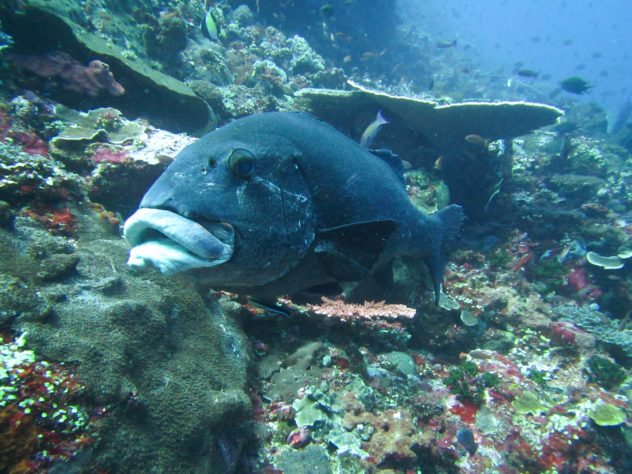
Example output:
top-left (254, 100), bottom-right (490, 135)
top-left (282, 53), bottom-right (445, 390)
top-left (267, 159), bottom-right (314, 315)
top-left (444, 361), bottom-right (498, 405)
top-left (527, 369), bottom-right (550, 388)
top-left (585, 355), bottom-right (626, 390)
top-left (488, 248), bottom-right (512, 268)
top-left (534, 258), bottom-right (568, 294)
top-left (588, 402), bottom-right (627, 426)
top-left (293, 395), bottom-right (329, 427)
top-left (512, 391), bottom-right (546, 415)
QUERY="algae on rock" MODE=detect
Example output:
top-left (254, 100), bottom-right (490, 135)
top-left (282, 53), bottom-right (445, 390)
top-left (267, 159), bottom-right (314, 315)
top-left (1, 208), bottom-right (252, 473)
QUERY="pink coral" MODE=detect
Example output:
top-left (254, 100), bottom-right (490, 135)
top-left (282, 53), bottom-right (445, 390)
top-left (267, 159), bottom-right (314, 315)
top-left (308, 297), bottom-right (416, 322)
top-left (286, 426), bottom-right (311, 448)
top-left (90, 147), bottom-right (130, 164)
top-left (0, 109), bottom-right (49, 156)
top-left (10, 51), bottom-right (125, 97)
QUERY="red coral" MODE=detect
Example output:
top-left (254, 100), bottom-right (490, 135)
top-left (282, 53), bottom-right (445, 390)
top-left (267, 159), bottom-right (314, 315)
top-left (566, 267), bottom-right (602, 300)
top-left (0, 109), bottom-right (49, 156)
top-left (0, 335), bottom-right (105, 473)
top-left (550, 321), bottom-right (586, 346)
top-left (12, 130), bottom-right (49, 156)
top-left (450, 401), bottom-right (478, 423)
top-left (10, 50), bottom-right (125, 97)
top-left (24, 205), bottom-right (78, 236)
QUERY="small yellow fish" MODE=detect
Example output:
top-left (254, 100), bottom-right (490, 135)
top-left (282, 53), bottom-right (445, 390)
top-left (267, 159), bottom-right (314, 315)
top-left (436, 39), bottom-right (457, 48)
top-left (360, 110), bottom-right (389, 148)
top-left (160, 10), bottom-right (179, 21)
top-left (360, 49), bottom-right (386, 61)
top-left (335, 32), bottom-right (353, 42)
top-left (343, 55), bottom-right (352, 63)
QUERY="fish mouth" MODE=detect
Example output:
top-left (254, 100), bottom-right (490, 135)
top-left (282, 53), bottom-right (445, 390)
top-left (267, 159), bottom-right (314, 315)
top-left (123, 208), bottom-right (234, 275)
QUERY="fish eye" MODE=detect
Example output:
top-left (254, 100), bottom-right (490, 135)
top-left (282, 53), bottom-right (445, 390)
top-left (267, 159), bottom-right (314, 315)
top-left (208, 159), bottom-right (217, 168)
top-left (228, 148), bottom-right (256, 179)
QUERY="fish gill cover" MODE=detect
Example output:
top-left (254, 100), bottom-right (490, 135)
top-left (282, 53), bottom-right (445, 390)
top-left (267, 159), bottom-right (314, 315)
top-left (0, 0), bottom-right (631, 473)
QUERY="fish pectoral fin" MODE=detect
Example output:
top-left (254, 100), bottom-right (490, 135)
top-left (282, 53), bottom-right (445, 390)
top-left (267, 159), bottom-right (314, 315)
top-left (315, 219), bottom-right (398, 281)
top-left (298, 282), bottom-right (345, 300)
top-left (317, 250), bottom-right (371, 281)
top-left (369, 149), bottom-right (407, 185)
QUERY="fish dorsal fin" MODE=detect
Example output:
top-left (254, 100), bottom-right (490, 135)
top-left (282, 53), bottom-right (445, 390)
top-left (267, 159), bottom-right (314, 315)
top-left (315, 219), bottom-right (398, 281)
top-left (370, 148), bottom-right (406, 185)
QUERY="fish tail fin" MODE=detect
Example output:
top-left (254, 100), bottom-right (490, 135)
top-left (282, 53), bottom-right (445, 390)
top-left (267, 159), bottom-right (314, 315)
top-left (425, 204), bottom-right (466, 304)
top-left (436, 204), bottom-right (466, 254)
top-left (377, 109), bottom-right (389, 126)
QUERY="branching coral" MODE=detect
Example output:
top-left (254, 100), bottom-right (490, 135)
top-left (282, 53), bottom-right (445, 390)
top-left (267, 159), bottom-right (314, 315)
top-left (308, 297), bottom-right (416, 322)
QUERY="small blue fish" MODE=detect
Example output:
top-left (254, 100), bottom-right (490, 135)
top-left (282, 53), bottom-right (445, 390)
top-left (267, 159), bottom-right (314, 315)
top-left (360, 110), bottom-right (389, 148)
top-left (247, 298), bottom-right (290, 318)
top-left (456, 428), bottom-right (478, 456)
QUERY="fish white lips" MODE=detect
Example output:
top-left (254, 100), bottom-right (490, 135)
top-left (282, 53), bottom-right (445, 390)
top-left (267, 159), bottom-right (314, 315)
top-left (123, 208), bottom-right (234, 274)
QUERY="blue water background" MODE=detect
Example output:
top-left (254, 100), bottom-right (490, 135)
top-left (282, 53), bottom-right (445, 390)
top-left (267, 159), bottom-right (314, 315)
top-left (397, 0), bottom-right (632, 122)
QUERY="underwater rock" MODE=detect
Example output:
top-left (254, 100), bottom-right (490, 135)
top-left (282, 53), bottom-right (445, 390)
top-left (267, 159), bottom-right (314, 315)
top-left (585, 355), bottom-right (626, 390)
top-left (0, 274), bottom-right (48, 327)
top-left (379, 351), bottom-right (417, 378)
top-left (36, 252), bottom-right (80, 281)
top-left (263, 342), bottom-right (327, 402)
top-left (0, 1), bottom-right (213, 133)
top-left (142, 15), bottom-right (187, 60)
top-left (1, 209), bottom-right (251, 472)
top-left (9, 50), bottom-right (125, 98)
top-left (231, 5), bottom-right (255, 27)
top-left (547, 173), bottom-right (609, 202)
top-left (342, 395), bottom-right (424, 468)
top-left (273, 444), bottom-right (332, 474)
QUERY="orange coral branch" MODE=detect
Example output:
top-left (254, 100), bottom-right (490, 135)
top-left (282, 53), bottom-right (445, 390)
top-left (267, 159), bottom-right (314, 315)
top-left (307, 297), bottom-right (416, 322)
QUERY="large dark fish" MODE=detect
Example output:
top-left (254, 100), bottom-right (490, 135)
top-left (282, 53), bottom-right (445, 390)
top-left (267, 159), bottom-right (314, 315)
top-left (123, 112), bottom-right (465, 302)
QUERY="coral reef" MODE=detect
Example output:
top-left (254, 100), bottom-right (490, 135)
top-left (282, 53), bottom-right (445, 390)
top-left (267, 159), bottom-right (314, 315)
top-left (0, 95), bottom-right (251, 472)
top-left (0, 2), bottom-right (212, 132)
top-left (0, 1), bottom-right (630, 472)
